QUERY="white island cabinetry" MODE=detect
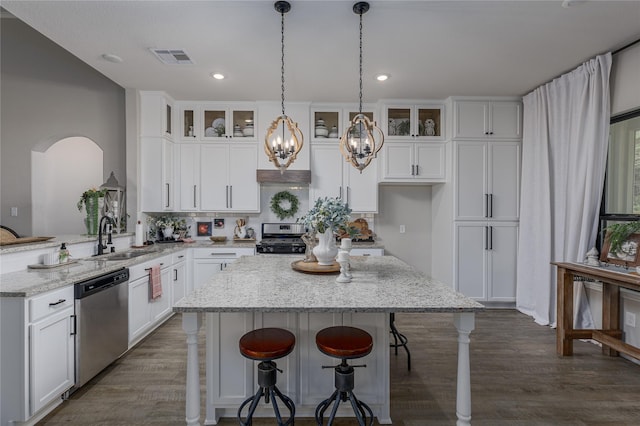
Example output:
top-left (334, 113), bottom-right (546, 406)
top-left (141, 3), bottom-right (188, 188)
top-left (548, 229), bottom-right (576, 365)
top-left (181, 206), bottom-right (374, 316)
top-left (174, 255), bottom-right (482, 426)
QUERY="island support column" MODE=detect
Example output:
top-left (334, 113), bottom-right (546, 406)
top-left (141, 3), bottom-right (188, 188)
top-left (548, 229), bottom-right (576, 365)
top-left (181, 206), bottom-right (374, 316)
top-left (454, 312), bottom-right (475, 426)
top-left (183, 313), bottom-right (202, 426)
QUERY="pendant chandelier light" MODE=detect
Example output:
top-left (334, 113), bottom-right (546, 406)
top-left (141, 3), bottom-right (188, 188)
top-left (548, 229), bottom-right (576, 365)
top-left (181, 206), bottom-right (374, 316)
top-left (264, 1), bottom-right (304, 174)
top-left (339, 1), bottom-right (384, 173)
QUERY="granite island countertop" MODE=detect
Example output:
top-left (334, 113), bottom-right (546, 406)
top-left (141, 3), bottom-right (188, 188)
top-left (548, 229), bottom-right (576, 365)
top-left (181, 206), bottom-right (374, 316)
top-left (173, 254), bottom-right (484, 313)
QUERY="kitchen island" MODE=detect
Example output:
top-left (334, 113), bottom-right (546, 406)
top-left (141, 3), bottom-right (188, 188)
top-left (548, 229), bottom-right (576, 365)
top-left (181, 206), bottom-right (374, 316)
top-left (173, 254), bottom-right (484, 425)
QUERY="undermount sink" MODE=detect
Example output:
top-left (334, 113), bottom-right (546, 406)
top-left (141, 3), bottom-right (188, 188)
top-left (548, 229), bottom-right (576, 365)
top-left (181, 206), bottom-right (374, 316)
top-left (104, 251), bottom-right (149, 261)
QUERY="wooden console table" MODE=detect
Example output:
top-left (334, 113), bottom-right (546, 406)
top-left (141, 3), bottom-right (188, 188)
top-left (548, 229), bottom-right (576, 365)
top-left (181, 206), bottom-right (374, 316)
top-left (553, 262), bottom-right (640, 359)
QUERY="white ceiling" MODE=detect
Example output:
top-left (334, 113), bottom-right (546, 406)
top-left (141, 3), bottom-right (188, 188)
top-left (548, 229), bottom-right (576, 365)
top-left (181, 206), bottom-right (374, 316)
top-left (3, 0), bottom-right (640, 103)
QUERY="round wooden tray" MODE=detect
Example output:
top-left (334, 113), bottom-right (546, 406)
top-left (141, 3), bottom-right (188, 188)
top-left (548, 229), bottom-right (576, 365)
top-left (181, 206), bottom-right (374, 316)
top-left (291, 260), bottom-right (340, 274)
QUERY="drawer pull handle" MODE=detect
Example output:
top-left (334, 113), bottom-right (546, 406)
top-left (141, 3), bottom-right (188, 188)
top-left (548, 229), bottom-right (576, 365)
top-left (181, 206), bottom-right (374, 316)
top-left (49, 299), bottom-right (66, 306)
top-left (211, 253), bottom-right (235, 256)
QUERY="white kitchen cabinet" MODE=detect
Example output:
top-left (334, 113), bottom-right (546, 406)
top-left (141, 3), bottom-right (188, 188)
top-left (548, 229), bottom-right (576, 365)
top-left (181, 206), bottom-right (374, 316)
top-left (179, 143), bottom-right (259, 212)
top-left (201, 144), bottom-right (259, 212)
top-left (140, 137), bottom-right (174, 211)
top-left (178, 144), bottom-right (200, 211)
top-left (455, 141), bottom-right (520, 221)
top-left (128, 256), bottom-right (173, 346)
top-left (454, 222), bottom-right (518, 302)
top-left (172, 251), bottom-right (187, 304)
top-left (140, 91), bottom-right (173, 138)
top-left (192, 248), bottom-right (255, 290)
top-left (453, 100), bottom-right (522, 139)
top-left (310, 144), bottom-right (378, 212)
top-left (384, 103), bottom-right (445, 140)
top-left (1, 285), bottom-right (76, 426)
top-left (176, 103), bottom-right (256, 142)
top-left (30, 305), bottom-right (75, 413)
top-left (380, 141), bottom-right (446, 183)
top-left (201, 104), bottom-right (257, 142)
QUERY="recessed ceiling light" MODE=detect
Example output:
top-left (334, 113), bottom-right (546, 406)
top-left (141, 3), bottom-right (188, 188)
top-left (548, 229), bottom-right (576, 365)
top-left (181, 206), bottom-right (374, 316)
top-left (101, 53), bottom-right (123, 63)
top-left (376, 74), bottom-right (389, 82)
top-left (211, 73), bottom-right (225, 80)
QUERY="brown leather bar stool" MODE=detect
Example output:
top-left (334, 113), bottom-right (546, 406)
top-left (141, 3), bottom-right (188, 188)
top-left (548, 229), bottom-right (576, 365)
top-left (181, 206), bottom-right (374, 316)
top-left (389, 312), bottom-right (411, 370)
top-left (237, 328), bottom-right (295, 426)
top-left (314, 326), bottom-right (374, 426)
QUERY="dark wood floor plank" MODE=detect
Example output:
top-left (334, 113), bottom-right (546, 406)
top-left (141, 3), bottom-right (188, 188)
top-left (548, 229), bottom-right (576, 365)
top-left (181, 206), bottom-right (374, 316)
top-left (39, 310), bottom-right (640, 425)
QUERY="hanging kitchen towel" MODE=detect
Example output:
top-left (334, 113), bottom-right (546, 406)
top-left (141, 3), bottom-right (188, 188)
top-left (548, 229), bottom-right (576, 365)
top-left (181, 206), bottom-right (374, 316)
top-left (149, 265), bottom-right (162, 300)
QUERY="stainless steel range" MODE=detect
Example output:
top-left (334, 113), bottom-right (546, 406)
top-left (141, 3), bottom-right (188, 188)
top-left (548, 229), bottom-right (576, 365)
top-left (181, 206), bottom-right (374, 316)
top-left (256, 223), bottom-right (306, 254)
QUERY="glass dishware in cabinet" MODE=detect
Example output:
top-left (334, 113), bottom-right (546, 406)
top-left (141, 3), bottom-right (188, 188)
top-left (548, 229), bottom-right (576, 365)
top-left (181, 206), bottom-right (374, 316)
top-left (312, 110), bottom-right (340, 141)
top-left (201, 108), bottom-right (256, 141)
top-left (385, 104), bottom-right (444, 140)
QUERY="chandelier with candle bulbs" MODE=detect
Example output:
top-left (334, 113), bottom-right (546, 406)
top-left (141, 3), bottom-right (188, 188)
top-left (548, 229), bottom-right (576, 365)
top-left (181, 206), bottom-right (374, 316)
top-left (264, 1), bottom-right (304, 173)
top-left (339, 1), bottom-right (384, 173)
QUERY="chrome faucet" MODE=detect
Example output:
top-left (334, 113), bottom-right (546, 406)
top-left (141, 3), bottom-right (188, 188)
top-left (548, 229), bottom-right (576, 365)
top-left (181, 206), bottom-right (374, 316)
top-left (97, 215), bottom-right (114, 256)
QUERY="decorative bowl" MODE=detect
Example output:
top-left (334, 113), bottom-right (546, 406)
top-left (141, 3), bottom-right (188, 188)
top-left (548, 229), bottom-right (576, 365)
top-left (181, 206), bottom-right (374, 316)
top-left (242, 127), bottom-right (254, 137)
top-left (210, 236), bottom-right (227, 243)
top-left (315, 127), bottom-right (329, 137)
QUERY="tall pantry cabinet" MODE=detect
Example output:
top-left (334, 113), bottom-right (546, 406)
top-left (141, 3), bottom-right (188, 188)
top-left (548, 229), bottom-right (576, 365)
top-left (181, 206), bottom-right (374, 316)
top-left (432, 98), bottom-right (522, 305)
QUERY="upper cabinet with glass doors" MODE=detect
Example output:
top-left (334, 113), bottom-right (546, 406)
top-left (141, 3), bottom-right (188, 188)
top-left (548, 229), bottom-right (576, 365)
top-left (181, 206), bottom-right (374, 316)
top-left (176, 102), bottom-right (257, 142)
top-left (310, 105), bottom-right (377, 143)
top-left (383, 103), bottom-right (445, 141)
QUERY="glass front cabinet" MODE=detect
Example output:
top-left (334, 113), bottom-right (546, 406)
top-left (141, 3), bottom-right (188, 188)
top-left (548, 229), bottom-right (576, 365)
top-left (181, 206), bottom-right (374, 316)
top-left (384, 104), bottom-right (444, 140)
top-left (310, 106), bottom-right (377, 143)
top-left (177, 103), bottom-right (257, 142)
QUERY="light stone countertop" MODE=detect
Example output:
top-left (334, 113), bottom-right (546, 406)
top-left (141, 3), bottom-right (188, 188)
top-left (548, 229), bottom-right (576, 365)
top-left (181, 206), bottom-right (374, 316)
top-left (0, 233), bottom-right (135, 254)
top-left (173, 254), bottom-right (484, 313)
top-left (0, 240), bottom-right (256, 298)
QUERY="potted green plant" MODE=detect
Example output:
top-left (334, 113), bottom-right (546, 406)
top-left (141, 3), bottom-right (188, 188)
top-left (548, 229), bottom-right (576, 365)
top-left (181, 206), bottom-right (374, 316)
top-left (298, 197), bottom-right (351, 265)
top-left (77, 187), bottom-right (107, 235)
top-left (603, 221), bottom-right (640, 257)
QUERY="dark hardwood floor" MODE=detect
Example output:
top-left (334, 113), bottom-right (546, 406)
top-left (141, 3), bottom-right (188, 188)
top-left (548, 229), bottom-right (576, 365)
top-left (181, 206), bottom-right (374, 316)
top-left (39, 310), bottom-right (640, 425)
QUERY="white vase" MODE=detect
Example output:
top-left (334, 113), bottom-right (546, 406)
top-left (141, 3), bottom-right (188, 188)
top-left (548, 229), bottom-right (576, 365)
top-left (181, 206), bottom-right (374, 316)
top-left (313, 229), bottom-right (338, 265)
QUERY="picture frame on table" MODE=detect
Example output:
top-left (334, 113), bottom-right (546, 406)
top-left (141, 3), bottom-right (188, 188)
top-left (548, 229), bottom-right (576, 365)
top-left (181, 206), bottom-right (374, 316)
top-left (600, 232), bottom-right (640, 267)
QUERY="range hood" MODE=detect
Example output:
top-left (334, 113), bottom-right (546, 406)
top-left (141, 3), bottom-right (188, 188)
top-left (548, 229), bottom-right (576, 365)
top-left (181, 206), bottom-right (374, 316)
top-left (256, 169), bottom-right (311, 184)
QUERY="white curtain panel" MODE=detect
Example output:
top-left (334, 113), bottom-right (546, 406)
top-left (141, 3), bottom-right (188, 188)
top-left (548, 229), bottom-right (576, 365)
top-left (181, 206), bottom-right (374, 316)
top-left (516, 53), bottom-right (612, 327)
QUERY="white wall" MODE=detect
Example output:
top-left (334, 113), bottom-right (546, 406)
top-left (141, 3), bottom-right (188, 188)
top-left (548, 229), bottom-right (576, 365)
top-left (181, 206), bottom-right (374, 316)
top-left (0, 17), bottom-right (125, 236)
top-left (376, 185), bottom-right (432, 276)
top-left (610, 42), bottom-right (640, 116)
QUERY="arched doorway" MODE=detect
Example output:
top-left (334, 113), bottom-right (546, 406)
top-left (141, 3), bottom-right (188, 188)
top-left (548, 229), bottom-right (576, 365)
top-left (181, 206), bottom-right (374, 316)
top-left (31, 137), bottom-right (103, 235)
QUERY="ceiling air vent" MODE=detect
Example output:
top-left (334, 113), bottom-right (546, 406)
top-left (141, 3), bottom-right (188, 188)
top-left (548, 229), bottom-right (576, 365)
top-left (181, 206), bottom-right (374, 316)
top-left (150, 49), bottom-right (193, 65)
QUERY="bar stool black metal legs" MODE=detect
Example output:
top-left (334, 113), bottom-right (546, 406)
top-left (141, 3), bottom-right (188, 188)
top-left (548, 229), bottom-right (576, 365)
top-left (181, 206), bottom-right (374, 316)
top-left (389, 312), bottom-right (411, 371)
top-left (314, 326), bottom-right (374, 426)
top-left (237, 328), bottom-right (296, 426)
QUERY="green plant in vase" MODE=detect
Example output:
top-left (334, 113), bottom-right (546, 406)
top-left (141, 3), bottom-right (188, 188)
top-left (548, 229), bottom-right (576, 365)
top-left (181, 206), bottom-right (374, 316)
top-left (77, 188), bottom-right (107, 235)
top-left (298, 197), bottom-right (351, 265)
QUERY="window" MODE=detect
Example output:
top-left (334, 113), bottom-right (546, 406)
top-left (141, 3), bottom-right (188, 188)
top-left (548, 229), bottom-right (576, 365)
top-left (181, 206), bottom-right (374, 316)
top-left (599, 108), bottom-right (640, 247)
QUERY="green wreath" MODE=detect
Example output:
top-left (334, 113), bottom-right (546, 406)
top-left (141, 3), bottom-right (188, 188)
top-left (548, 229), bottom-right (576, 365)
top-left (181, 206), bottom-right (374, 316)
top-left (270, 191), bottom-right (299, 220)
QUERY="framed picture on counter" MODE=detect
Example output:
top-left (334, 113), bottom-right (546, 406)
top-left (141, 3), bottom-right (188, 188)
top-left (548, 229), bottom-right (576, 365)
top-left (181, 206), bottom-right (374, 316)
top-left (600, 232), bottom-right (640, 267)
top-left (197, 221), bottom-right (212, 236)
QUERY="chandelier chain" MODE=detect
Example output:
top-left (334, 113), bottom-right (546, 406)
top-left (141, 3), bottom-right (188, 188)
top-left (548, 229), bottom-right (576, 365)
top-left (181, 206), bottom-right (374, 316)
top-left (358, 10), bottom-right (363, 114)
top-left (281, 10), bottom-right (286, 116)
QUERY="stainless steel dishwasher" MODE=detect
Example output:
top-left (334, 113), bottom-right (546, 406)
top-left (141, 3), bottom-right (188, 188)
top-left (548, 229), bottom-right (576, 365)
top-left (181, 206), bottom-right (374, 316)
top-left (74, 267), bottom-right (129, 389)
